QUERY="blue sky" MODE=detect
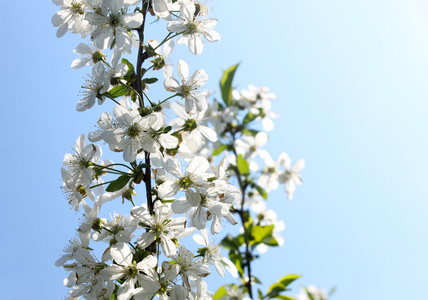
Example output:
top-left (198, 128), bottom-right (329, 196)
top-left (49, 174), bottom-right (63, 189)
top-left (1, 0), bottom-right (428, 299)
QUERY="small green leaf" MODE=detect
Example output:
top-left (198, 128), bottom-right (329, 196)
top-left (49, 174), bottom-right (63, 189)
top-left (142, 77), bottom-right (158, 84)
top-left (251, 225), bottom-right (274, 247)
top-left (277, 274), bottom-right (301, 289)
top-left (108, 85), bottom-right (130, 98)
top-left (220, 63), bottom-right (239, 106)
top-left (212, 144), bottom-right (228, 156)
top-left (243, 111), bottom-right (258, 124)
top-left (213, 286), bottom-right (228, 299)
top-left (121, 58), bottom-right (135, 74)
top-left (263, 236), bottom-right (279, 247)
top-left (242, 128), bottom-right (260, 137)
top-left (106, 175), bottom-right (131, 192)
top-left (258, 289), bottom-right (264, 300)
top-left (254, 184), bottom-right (268, 200)
top-left (304, 288), bottom-right (315, 300)
top-left (265, 274), bottom-right (301, 299)
top-left (237, 154), bottom-right (250, 175)
top-left (274, 296), bottom-right (297, 300)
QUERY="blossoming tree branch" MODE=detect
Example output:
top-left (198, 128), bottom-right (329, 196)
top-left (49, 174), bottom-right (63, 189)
top-left (52, 0), bottom-right (333, 299)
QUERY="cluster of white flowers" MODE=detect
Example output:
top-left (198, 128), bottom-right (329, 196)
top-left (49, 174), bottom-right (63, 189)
top-left (53, 1), bottom-right (241, 299)
top-left (53, 0), bottom-right (319, 299)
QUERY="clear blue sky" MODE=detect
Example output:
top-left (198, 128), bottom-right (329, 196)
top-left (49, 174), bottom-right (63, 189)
top-left (1, 0), bottom-right (428, 299)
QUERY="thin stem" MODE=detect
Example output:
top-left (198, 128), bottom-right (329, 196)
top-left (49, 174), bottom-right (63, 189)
top-left (91, 163), bottom-right (131, 174)
top-left (152, 32), bottom-right (183, 51)
top-left (143, 91), bottom-right (155, 106)
top-left (145, 151), bottom-right (153, 214)
top-left (135, 2), bottom-right (154, 215)
top-left (136, 3), bottom-right (149, 109)
top-left (106, 163), bottom-right (134, 171)
top-left (231, 142), bottom-right (254, 300)
top-left (159, 93), bottom-right (180, 105)
top-left (89, 179), bottom-right (117, 189)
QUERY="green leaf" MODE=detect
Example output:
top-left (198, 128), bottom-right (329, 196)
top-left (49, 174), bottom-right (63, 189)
top-left (108, 85), bottom-right (130, 98)
top-left (106, 175), bottom-right (132, 192)
top-left (274, 296), bottom-right (297, 300)
top-left (221, 234), bottom-right (242, 250)
top-left (265, 274), bottom-right (301, 299)
top-left (251, 225), bottom-right (274, 246)
top-left (220, 63), bottom-right (239, 106)
top-left (254, 184), bottom-right (268, 200)
top-left (277, 274), bottom-right (301, 289)
top-left (212, 144), bottom-right (228, 156)
top-left (213, 286), bottom-right (228, 299)
top-left (243, 111), bottom-right (258, 124)
top-left (242, 128), bottom-right (260, 137)
top-left (262, 236), bottom-right (279, 247)
top-left (304, 288), bottom-right (315, 300)
top-left (121, 58), bottom-right (135, 74)
top-left (258, 289), bottom-right (264, 300)
top-left (142, 77), bottom-right (158, 84)
top-left (236, 154), bottom-right (250, 175)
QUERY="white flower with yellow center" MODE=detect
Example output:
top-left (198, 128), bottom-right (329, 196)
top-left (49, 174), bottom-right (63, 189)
top-left (85, 0), bottom-right (144, 51)
top-left (164, 60), bottom-right (208, 113)
top-left (167, 1), bottom-right (220, 55)
top-left (131, 203), bottom-right (187, 257)
top-left (52, 0), bottom-right (90, 37)
top-left (102, 105), bottom-right (157, 162)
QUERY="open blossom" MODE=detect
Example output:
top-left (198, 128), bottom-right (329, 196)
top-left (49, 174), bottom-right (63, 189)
top-left (193, 229), bottom-right (238, 278)
top-left (55, 236), bottom-right (89, 267)
top-left (76, 61), bottom-right (108, 112)
top-left (164, 60), bottom-right (209, 113)
top-left (64, 248), bottom-right (114, 299)
top-left (77, 199), bottom-right (105, 246)
top-left (63, 134), bottom-right (101, 187)
top-left (93, 212), bottom-right (138, 244)
top-left (61, 167), bottom-right (95, 211)
top-left (133, 261), bottom-right (183, 300)
top-left (170, 101), bottom-right (217, 152)
top-left (100, 242), bottom-right (160, 300)
top-left (157, 156), bottom-right (212, 199)
top-left (85, 0), bottom-right (144, 51)
top-left (131, 203), bottom-right (188, 257)
top-left (52, 0), bottom-right (91, 37)
top-left (257, 151), bottom-right (288, 192)
top-left (167, 0), bottom-right (220, 55)
top-left (172, 246), bottom-right (210, 289)
top-left (279, 156), bottom-right (305, 200)
top-left (71, 43), bottom-right (105, 68)
top-left (101, 105), bottom-right (157, 162)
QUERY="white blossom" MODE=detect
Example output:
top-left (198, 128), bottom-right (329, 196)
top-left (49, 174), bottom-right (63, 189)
top-left (167, 1), bottom-right (220, 55)
top-left (131, 203), bottom-right (187, 257)
top-left (164, 60), bottom-right (209, 113)
top-left (85, 0), bottom-right (144, 52)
